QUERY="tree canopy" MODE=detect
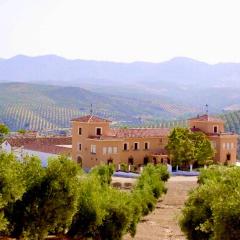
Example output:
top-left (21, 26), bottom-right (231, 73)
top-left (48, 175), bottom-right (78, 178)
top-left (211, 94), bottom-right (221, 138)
top-left (180, 166), bottom-right (240, 240)
top-left (0, 152), bottom-right (169, 240)
top-left (0, 124), bottom-right (9, 143)
top-left (0, 152), bottom-right (25, 231)
top-left (166, 127), bottom-right (214, 167)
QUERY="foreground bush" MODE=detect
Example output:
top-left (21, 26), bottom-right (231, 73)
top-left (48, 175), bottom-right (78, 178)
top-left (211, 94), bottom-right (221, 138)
top-left (68, 163), bottom-right (169, 240)
top-left (0, 153), bottom-right (169, 240)
top-left (0, 153), bottom-right (25, 231)
top-left (4, 156), bottom-right (82, 239)
top-left (90, 163), bottom-right (115, 185)
top-left (179, 165), bottom-right (240, 240)
top-left (68, 173), bottom-right (141, 240)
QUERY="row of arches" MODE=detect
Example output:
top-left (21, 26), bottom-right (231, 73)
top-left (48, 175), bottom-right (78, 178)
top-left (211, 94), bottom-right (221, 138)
top-left (77, 155), bottom-right (171, 167)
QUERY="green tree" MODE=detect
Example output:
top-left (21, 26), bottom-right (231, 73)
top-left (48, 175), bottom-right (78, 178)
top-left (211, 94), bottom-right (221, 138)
top-left (166, 128), bottom-right (214, 168)
top-left (0, 124), bottom-right (9, 143)
top-left (190, 132), bottom-right (214, 166)
top-left (90, 164), bottom-right (115, 185)
top-left (6, 155), bottom-right (82, 239)
top-left (67, 174), bottom-right (108, 239)
top-left (180, 166), bottom-right (240, 240)
top-left (0, 152), bottom-right (25, 231)
top-left (17, 129), bottom-right (26, 134)
top-left (166, 128), bottom-right (195, 167)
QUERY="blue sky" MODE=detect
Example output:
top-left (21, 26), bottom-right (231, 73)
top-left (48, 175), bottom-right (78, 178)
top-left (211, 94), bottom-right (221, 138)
top-left (1, 0), bottom-right (240, 63)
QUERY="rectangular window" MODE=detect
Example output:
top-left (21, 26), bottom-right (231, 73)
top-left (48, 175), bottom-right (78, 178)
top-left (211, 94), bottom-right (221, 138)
top-left (226, 143), bottom-right (230, 150)
top-left (78, 143), bottom-right (82, 151)
top-left (123, 143), bottom-right (128, 151)
top-left (96, 127), bottom-right (102, 136)
top-left (223, 143), bottom-right (226, 149)
top-left (213, 126), bottom-right (218, 133)
top-left (113, 147), bottom-right (117, 154)
top-left (134, 142), bottom-right (139, 150)
top-left (211, 141), bottom-right (216, 149)
top-left (144, 142), bottom-right (149, 150)
top-left (108, 147), bottom-right (113, 154)
top-left (231, 143), bottom-right (234, 149)
top-left (78, 128), bottom-right (82, 135)
top-left (91, 145), bottom-right (96, 154)
top-left (103, 147), bottom-right (107, 155)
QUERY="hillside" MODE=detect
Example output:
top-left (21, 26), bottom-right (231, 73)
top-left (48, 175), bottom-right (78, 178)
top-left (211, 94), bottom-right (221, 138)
top-left (1, 55), bottom-right (240, 111)
top-left (0, 82), bottom-right (194, 131)
top-left (141, 110), bottom-right (240, 135)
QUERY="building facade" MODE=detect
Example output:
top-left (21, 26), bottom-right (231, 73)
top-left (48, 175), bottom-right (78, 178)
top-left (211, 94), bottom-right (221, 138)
top-left (72, 114), bottom-right (238, 169)
top-left (188, 114), bottom-right (238, 165)
top-left (71, 115), bottom-right (169, 169)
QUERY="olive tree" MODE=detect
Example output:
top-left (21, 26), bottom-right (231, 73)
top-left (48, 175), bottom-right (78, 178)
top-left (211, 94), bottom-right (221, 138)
top-left (180, 166), bottom-right (240, 240)
top-left (6, 155), bottom-right (82, 239)
top-left (0, 152), bottom-right (25, 231)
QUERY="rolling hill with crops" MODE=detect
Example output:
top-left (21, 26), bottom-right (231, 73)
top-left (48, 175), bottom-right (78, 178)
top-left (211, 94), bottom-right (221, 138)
top-left (140, 111), bottom-right (240, 135)
top-left (0, 82), bottom-right (196, 131)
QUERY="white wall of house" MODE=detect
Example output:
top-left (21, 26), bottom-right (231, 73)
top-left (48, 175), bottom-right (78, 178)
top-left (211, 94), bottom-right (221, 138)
top-left (0, 141), bottom-right (12, 153)
top-left (22, 149), bottom-right (58, 167)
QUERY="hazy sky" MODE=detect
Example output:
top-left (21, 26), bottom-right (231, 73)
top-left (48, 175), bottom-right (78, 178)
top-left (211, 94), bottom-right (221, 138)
top-left (1, 0), bottom-right (240, 63)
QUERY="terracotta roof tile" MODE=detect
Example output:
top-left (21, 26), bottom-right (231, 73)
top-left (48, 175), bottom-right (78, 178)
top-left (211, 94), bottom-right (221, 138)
top-left (188, 114), bottom-right (224, 123)
top-left (7, 136), bottom-right (72, 148)
top-left (111, 128), bottom-right (170, 138)
top-left (24, 143), bottom-right (71, 155)
top-left (71, 115), bottom-right (111, 123)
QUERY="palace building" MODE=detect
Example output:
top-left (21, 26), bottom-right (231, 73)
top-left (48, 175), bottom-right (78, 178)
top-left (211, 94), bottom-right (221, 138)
top-left (188, 114), bottom-right (238, 165)
top-left (71, 114), bottom-right (238, 169)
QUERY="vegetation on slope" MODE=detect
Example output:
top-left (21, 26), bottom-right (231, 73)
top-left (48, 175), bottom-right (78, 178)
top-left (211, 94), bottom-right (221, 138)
top-left (180, 166), bottom-right (240, 240)
top-left (0, 82), bottom-right (194, 131)
top-left (0, 152), bottom-right (169, 240)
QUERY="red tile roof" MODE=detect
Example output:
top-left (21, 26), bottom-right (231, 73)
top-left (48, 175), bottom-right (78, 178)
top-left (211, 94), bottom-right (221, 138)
top-left (111, 128), bottom-right (170, 138)
top-left (7, 136), bottom-right (72, 148)
top-left (71, 115), bottom-right (111, 123)
top-left (24, 143), bottom-right (71, 155)
top-left (190, 127), bottom-right (203, 132)
top-left (188, 114), bottom-right (224, 123)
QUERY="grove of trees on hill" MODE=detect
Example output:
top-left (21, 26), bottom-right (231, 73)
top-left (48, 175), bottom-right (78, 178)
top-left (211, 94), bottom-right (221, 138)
top-left (0, 152), bottom-right (169, 240)
top-left (180, 166), bottom-right (240, 240)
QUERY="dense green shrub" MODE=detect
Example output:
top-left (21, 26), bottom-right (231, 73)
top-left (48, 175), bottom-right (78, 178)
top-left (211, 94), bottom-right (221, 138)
top-left (120, 163), bottom-right (128, 172)
top-left (180, 166), bottom-right (240, 240)
top-left (133, 164), bottom-right (169, 216)
top-left (0, 124), bottom-right (9, 143)
top-left (98, 189), bottom-right (141, 240)
top-left (0, 152), bottom-right (25, 231)
top-left (69, 163), bottom-right (169, 239)
top-left (5, 156), bottom-right (82, 239)
top-left (0, 154), bottom-right (169, 240)
top-left (67, 174), bottom-right (108, 239)
top-left (167, 127), bottom-right (214, 168)
top-left (68, 165), bottom-right (142, 240)
top-left (90, 163), bottom-right (115, 185)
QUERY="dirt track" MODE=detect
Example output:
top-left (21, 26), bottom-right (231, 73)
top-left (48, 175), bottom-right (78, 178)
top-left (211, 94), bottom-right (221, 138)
top-left (124, 176), bottom-right (197, 240)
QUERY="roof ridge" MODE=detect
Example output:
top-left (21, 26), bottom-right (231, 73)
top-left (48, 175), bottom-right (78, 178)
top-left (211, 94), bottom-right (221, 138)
top-left (88, 115), bottom-right (93, 123)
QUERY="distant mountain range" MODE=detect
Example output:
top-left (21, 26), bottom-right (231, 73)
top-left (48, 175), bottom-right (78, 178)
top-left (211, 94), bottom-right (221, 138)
top-left (1, 55), bottom-right (240, 113)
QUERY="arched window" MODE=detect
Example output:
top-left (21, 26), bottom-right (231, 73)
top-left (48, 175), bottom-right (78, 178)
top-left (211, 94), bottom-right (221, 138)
top-left (143, 156), bottom-right (149, 165)
top-left (128, 156), bottom-right (134, 165)
top-left (107, 158), bottom-right (113, 165)
top-left (77, 156), bottom-right (82, 167)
